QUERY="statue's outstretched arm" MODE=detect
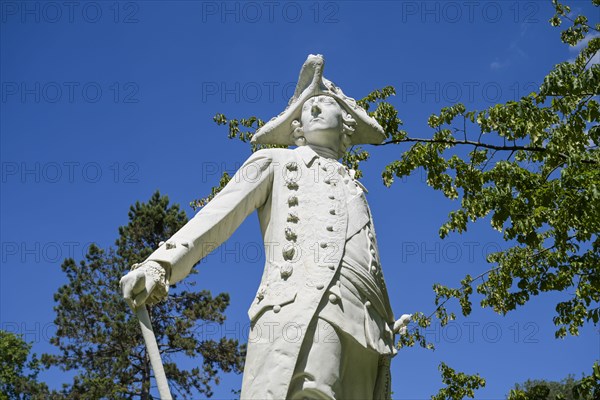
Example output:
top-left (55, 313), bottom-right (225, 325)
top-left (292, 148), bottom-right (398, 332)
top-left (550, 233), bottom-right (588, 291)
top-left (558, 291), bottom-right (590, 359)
top-left (152, 149), bottom-right (274, 283)
top-left (121, 149), bottom-right (275, 307)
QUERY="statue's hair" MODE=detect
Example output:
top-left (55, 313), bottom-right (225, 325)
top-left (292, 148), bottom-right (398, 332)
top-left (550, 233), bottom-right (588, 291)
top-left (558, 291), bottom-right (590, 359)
top-left (291, 105), bottom-right (357, 159)
top-left (339, 109), bottom-right (357, 157)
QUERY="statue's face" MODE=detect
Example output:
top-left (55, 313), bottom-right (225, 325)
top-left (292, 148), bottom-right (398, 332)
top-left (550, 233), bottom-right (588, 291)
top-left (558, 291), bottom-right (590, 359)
top-left (300, 95), bottom-right (343, 150)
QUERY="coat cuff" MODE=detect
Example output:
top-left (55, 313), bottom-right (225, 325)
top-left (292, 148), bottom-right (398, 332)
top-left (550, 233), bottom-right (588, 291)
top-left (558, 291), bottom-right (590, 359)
top-left (131, 260), bottom-right (170, 305)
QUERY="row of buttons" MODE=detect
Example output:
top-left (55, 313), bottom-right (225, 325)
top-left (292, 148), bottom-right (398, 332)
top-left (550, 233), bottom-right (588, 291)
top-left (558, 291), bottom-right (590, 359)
top-left (322, 159), bottom-right (341, 303)
top-left (281, 163), bottom-right (300, 278)
top-left (368, 229), bottom-right (379, 275)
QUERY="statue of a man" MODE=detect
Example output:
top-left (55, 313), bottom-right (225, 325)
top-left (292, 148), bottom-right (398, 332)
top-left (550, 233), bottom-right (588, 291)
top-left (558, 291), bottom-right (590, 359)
top-left (121, 54), bottom-right (400, 399)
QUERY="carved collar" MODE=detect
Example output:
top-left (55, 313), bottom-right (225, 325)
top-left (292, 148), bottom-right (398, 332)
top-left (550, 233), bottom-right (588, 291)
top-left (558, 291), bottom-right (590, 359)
top-left (295, 145), bottom-right (339, 167)
top-left (294, 146), bottom-right (368, 193)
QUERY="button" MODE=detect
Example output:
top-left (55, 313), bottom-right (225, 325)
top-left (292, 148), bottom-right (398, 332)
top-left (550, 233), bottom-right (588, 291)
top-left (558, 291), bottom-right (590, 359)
top-left (324, 178), bottom-right (331, 184)
top-left (368, 232), bottom-right (374, 240)
top-left (282, 246), bottom-right (295, 260)
top-left (287, 212), bottom-right (299, 223)
top-left (288, 196), bottom-right (298, 206)
top-left (326, 226), bottom-right (334, 231)
top-left (286, 162), bottom-right (298, 171)
top-left (320, 242), bottom-right (328, 248)
top-left (370, 265), bottom-right (377, 274)
top-left (285, 227), bottom-right (297, 241)
top-left (328, 195), bottom-right (335, 200)
top-left (370, 248), bottom-right (376, 256)
top-left (316, 283), bottom-right (325, 290)
top-left (329, 294), bottom-right (338, 304)
top-left (329, 209), bottom-right (336, 215)
top-left (280, 263), bottom-right (293, 279)
top-left (365, 301), bottom-right (371, 308)
top-left (273, 305), bottom-right (281, 313)
top-left (286, 181), bottom-right (299, 190)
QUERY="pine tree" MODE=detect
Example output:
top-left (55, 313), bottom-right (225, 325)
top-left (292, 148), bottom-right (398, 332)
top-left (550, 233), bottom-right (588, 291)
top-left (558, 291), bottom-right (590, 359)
top-left (43, 192), bottom-right (245, 399)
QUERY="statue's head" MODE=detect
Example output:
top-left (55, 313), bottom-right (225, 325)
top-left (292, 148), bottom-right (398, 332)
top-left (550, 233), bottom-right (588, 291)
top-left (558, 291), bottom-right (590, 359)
top-left (291, 95), bottom-right (357, 158)
top-left (251, 55), bottom-right (384, 157)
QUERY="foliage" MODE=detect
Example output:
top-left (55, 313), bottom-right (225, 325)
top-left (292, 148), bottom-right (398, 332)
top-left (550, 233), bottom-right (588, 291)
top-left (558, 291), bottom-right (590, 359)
top-left (431, 363), bottom-right (486, 400)
top-left (388, 1), bottom-right (598, 396)
top-left (42, 192), bottom-right (245, 399)
top-left (384, 0), bottom-right (599, 343)
top-left (508, 363), bottom-right (600, 400)
top-left (0, 330), bottom-right (50, 399)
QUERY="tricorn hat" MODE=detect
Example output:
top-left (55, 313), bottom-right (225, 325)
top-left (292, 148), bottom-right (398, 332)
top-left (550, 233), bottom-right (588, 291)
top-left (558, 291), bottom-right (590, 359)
top-left (251, 54), bottom-right (386, 146)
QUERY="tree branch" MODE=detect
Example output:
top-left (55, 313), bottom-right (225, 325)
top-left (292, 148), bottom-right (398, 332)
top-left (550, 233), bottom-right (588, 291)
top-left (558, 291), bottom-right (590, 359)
top-left (378, 137), bottom-right (598, 164)
top-left (377, 137), bottom-right (548, 152)
top-left (404, 235), bottom-right (579, 338)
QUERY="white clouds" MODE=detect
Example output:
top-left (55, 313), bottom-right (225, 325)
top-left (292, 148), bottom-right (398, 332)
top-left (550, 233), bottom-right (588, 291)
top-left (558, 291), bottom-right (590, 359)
top-left (490, 59), bottom-right (510, 70)
top-left (489, 23), bottom-right (530, 71)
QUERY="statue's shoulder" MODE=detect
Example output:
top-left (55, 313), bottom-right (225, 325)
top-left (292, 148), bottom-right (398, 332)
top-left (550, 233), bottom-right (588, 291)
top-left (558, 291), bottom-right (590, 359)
top-left (250, 147), bottom-right (296, 162)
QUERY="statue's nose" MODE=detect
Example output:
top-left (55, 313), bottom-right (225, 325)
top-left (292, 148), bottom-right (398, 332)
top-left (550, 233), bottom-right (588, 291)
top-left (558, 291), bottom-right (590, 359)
top-left (311, 104), bottom-right (321, 117)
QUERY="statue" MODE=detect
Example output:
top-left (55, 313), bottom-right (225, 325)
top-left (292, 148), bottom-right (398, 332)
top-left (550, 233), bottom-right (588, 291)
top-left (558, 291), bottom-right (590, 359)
top-left (120, 54), bottom-right (408, 400)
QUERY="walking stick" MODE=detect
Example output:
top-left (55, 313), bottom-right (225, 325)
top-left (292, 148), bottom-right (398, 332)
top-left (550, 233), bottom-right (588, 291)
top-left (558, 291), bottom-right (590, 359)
top-left (136, 305), bottom-right (173, 400)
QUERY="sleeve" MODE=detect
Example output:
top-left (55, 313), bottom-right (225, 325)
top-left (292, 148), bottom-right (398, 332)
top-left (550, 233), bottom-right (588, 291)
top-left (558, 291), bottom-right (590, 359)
top-left (146, 149), bottom-right (275, 284)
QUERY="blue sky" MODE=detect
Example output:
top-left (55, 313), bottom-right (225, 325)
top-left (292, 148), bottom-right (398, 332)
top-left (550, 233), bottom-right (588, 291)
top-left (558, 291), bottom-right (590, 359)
top-left (1, 1), bottom-right (598, 398)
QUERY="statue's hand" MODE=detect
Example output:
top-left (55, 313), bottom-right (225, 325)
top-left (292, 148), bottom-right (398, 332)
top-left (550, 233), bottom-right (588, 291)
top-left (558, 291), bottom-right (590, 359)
top-left (120, 261), bottom-right (169, 309)
top-left (393, 314), bottom-right (412, 335)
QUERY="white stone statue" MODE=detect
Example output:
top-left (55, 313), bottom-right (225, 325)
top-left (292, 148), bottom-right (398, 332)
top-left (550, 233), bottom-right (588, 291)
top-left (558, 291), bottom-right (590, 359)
top-left (121, 54), bottom-right (407, 400)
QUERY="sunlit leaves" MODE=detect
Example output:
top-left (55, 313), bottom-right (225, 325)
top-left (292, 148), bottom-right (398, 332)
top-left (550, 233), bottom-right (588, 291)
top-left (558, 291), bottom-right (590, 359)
top-left (382, 1), bottom-right (599, 346)
top-left (380, 2), bottom-right (599, 399)
top-left (0, 331), bottom-right (49, 399)
top-left (431, 363), bottom-right (486, 400)
top-left (509, 362), bottom-right (600, 399)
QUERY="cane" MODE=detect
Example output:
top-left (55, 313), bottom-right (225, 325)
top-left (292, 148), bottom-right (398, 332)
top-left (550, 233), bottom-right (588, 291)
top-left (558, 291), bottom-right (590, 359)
top-left (136, 305), bottom-right (173, 400)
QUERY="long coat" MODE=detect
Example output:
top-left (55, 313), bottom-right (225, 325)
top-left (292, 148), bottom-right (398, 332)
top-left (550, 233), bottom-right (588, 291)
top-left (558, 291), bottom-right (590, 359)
top-left (147, 146), bottom-right (395, 399)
